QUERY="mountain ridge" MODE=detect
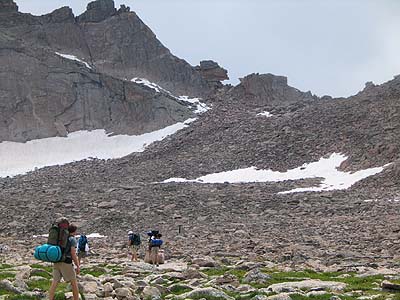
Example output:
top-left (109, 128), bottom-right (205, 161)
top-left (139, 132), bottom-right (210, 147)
top-left (0, 0), bottom-right (400, 275)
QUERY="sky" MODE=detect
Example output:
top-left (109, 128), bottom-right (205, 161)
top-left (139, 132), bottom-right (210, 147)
top-left (15, 0), bottom-right (400, 97)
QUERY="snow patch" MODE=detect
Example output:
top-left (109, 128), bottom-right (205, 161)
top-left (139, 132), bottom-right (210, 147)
top-left (163, 153), bottom-right (389, 194)
top-left (55, 52), bottom-right (92, 69)
top-left (131, 78), bottom-right (210, 114)
top-left (131, 77), bottom-right (166, 93)
top-left (257, 111), bottom-right (273, 117)
top-left (0, 119), bottom-right (196, 178)
top-left (178, 96), bottom-right (211, 114)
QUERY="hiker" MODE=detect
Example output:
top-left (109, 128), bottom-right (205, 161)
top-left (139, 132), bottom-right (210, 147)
top-left (77, 234), bottom-right (89, 265)
top-left (128, 230), bottom-right (141, 261)
top-left (150, 233), bottom-right (163, 267)
top-left (49, 224), bottom-right (80, 300)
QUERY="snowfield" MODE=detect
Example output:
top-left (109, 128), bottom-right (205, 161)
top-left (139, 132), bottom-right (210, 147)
top-left (163, 153), bottom-right (389, 194)
top-left (0, 119), bottom-right (195, 178)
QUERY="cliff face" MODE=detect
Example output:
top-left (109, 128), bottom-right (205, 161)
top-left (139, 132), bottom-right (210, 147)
top-left (0, 0), bottom-right (213, 97)
top-left (0, 26), bottom-right (192, 142)
top-left (0, 0), bottom-right (220, 142)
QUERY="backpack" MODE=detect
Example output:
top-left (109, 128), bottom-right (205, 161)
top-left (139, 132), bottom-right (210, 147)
top-left (151, 239), bottom-right (163, 247)
top-left (129, 233), bottom-right (141, 246)
top-left (78, 235), bottom-right (88, 252)
top-left (46, 218), bottom-right (70, 262)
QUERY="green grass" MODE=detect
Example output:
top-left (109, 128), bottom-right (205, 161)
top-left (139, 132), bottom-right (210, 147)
top-left (0, 272), bottom-right (15, 280)
top-left (169, 285), bottom-right (192, 295)
top-left (263, 269), bottom-right (343, 284)
top-left (27, 278), bottom-right (51, 291)
top-left (6, 295), bottom-right (40, 300)
top-left (80, 266), bottom-right (107, 277)
top-left (290, 294), bottom-right (355, 300)
top-left (30, 264), bottom-right (53, 273)
top-left (54, 292), bottom-right (66, 300)
top-left (229, 269), bottom-right (247, 279)
top-left (27, 279), bottom-right (68, 293)
top-left (30, 269), bottom-right (52, 279)
top-left (341, 275), bottom-right (384, 291)
top-left (0, 287), bottom-right (12, 296)
top-left (0, 264), bottom-right (12, 270)
top-left (189, 295), bottom-right (230, 300)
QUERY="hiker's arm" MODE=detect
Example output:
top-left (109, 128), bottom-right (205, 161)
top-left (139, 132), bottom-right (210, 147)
top-left (71, 247), bottom-right (80, 274)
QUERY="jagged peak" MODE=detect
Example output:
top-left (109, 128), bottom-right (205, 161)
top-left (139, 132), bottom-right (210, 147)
top-left (44, 6), bottom-right (74, 23)
top-left (77, 0), bottom-right (117, 23)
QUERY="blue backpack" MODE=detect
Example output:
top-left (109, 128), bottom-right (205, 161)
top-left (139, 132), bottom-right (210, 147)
top-left (78, 235), bottom-right (88, 252)
top-left (151, 239), bottom-right (163, 247)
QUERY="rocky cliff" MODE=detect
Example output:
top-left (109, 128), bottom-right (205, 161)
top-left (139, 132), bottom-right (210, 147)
top-left (0, 0), bottom-right (228, 142)
top-left (0, 32), bottom-right (192, 142)
top-left (0, 0), bottom-right (216, 97)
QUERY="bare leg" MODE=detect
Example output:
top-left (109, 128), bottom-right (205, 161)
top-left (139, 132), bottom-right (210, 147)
top-left (133, 249), bottom-right (138, 261)
top-left (48, 280), bottom-right (58, 300)
top-left (70, 279), bottom-right (80, 300)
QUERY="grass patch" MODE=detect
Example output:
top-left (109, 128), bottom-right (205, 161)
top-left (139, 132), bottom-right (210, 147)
top-left (169, 285), bottom-right (192, 295)
top-left (229, 269), bottom-right (247, 279)
top-left (30, 264), bottom-right (53, 273)
top-left (0, 264), bottom-right (13, 270)
top-left (54, 292), bottom-right (66, 300)
top-left (0, 287), bottom-right (12, 295)
top-left (263, 269), bottom-right (343, 284)
top-left (27, 278), bottom-right (51, 291)
top-left (7, 295), bottom-right (40, 300)
top-left (0, 272), bottom-right (15, 280)
top-left (341, 275), bottom-right (384, 291)
top-left (80, 266), bottom-right (107, 277)
top-left (30, 269), bottom-right (52, 279)
top-left (189, 296), bottom-right (230, 300)
top-left (290, 294), bottom-right (356, 300)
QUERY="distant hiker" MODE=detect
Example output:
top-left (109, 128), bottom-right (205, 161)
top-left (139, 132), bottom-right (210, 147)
top-left (49, 223), bottom-right (80, 300)
top-left (77, 234), bottom-right (89, 265)
top-left (128, 230), bottom-right (141, 261)
top-left (150, 233), bottom-right (163, 267)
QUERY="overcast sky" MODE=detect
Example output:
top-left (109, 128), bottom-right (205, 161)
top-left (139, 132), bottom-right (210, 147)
top-left (16, 0), bottom-right (400, 97)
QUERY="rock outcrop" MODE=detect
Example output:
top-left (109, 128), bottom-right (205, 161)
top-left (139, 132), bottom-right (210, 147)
top-left (195, 60), bottom-right (229, 89)
top-left (0, 0), bottom-right (18, 13)
top-left (77, 0), bottom-right (116, 23)
top-left (230, 73), bottom-right (317, 105)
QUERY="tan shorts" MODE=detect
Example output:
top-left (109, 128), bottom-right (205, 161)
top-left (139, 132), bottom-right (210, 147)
top-left (53, 262), bottom-right (76, 282)
top-left (130, 245), bottom-right (139, 254)
top-left (151, 246), bottom-right (159, 256)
